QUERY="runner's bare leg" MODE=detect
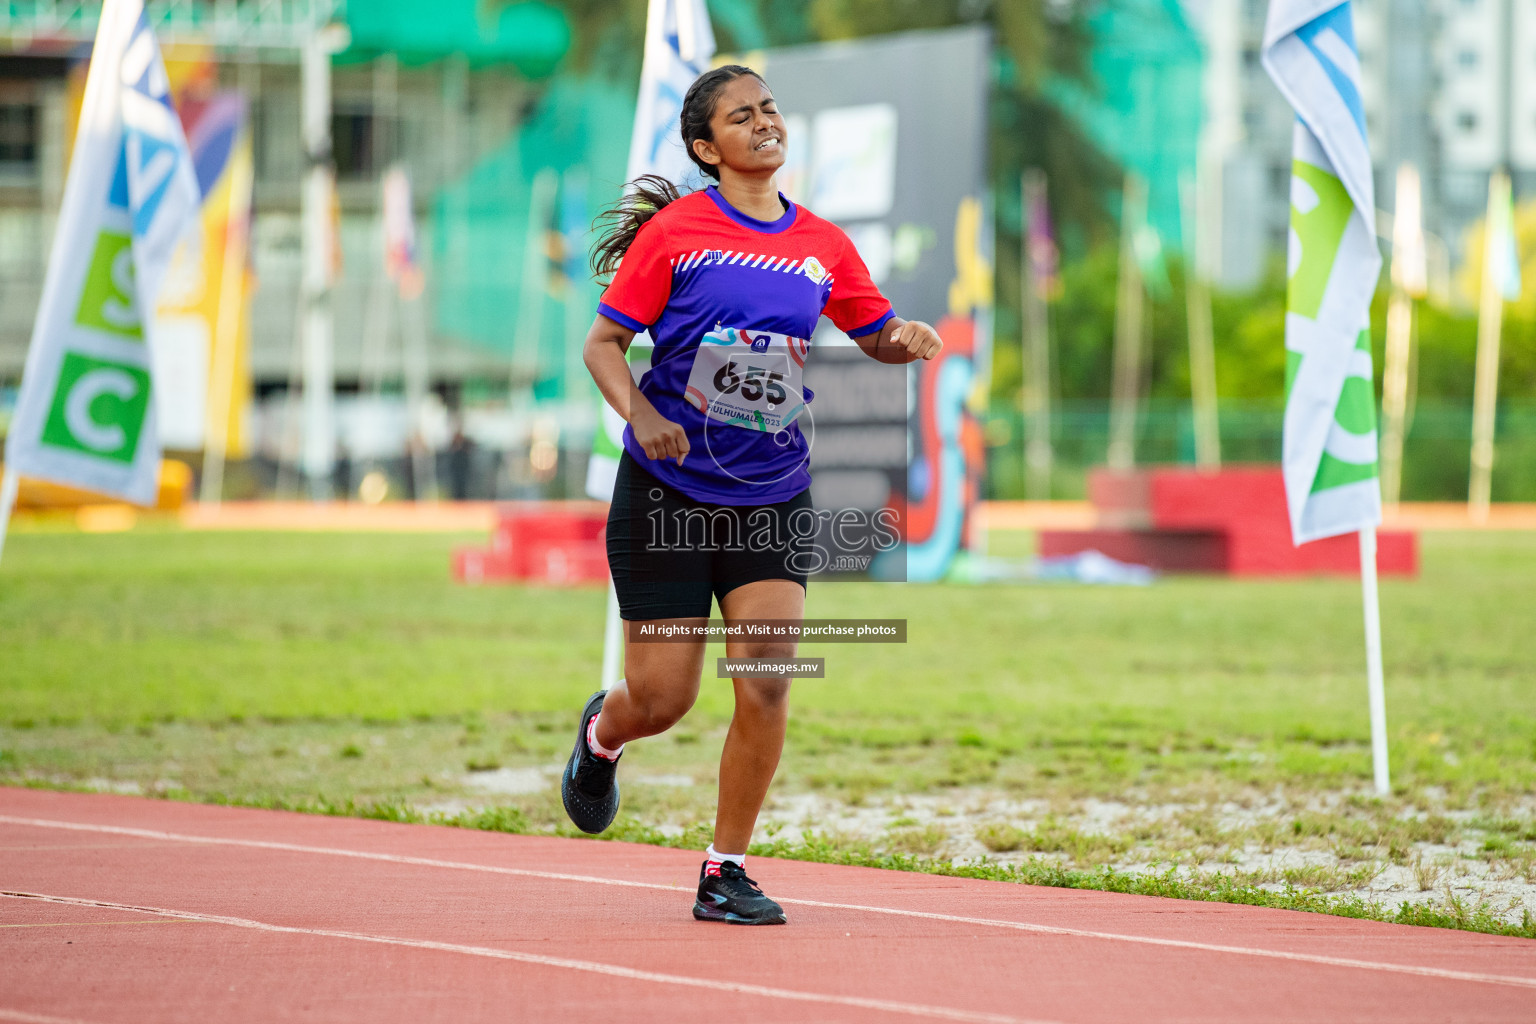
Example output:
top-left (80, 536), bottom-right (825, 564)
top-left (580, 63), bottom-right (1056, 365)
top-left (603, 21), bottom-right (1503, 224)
top-left (596, 621), bottom-right (706, 746)
top-left (713, 578), bottom-right (803, 854)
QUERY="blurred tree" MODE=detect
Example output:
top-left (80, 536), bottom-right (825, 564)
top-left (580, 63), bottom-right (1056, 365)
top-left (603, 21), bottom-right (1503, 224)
top-left (490, 0), bottom-right (774, 77)
top-left (796, 0), bottom-right (1117, 246)
top-left (496, 0), bottom-right (1118, 239)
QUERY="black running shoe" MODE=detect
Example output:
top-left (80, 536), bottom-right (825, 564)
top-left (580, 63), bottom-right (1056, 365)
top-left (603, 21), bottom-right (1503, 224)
top-left (561, 691), bottom-right (620, 834)
top-left (692, 859), bottom-right (786, 925)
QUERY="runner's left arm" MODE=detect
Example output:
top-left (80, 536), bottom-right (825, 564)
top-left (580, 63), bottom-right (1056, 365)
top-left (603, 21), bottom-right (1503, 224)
top-left (822, 229), bottom-right (942, 364)
top-left (853, 318), bottom-right (943, 364)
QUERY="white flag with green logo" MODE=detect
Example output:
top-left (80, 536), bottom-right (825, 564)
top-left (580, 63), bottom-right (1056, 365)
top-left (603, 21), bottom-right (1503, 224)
top-left (585, 0), bottom-right (714, 501)
top-left (1263, 0), bottom-right (1383, 543)
top-left (3, 0), bottom-right (200, 506)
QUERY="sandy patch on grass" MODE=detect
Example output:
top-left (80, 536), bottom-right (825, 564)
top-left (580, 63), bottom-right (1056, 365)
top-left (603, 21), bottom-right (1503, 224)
top-left (760, 788), bottom-right (1536, 927)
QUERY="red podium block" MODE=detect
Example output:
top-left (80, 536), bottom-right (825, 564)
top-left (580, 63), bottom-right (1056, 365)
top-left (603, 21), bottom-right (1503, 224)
top-left (493, 508), bottom-right (608, 580)
top-left (454, 505), bottom-right (610, 585)
top-left (452, 546), bottom-right (516, 584)
top-left (1039, 467), bottom-right (1417, 576)
top-left (1036, 529), bottom-right (1227, 572)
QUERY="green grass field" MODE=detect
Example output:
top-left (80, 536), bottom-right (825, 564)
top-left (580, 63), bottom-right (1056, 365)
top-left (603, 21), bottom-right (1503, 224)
top-left (2, 526), bottom-right (1534, 937)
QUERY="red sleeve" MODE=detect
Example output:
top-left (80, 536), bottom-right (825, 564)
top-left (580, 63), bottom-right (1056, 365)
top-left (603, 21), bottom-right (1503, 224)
top-left (822, 231), bottom-right (894, 338)
top-left (597, 216), bottom-right (672, 332)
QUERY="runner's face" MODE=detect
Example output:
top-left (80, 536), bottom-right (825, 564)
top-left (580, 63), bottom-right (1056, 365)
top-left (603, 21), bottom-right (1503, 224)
top-left (698, 76), bottom-right (786, 177)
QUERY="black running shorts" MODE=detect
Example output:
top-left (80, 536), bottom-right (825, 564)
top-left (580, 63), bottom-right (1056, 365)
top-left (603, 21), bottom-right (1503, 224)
top-left (605, 450), bottom-right (814, 621)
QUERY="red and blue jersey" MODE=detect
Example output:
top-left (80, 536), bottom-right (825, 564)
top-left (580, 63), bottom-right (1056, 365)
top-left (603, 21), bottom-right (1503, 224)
top-left (597, 185), bottom-right (893, 505)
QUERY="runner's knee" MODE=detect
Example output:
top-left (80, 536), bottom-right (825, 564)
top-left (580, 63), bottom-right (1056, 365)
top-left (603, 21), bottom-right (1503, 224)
top-left (735, 661), bottom-right (793, 712)
top-left (623, 680), bottom-right (697, 734)
top-left (739, 641), bottom-right (796, 664)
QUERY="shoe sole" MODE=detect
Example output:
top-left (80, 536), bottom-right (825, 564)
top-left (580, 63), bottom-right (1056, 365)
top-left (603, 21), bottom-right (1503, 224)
top-left (692, 901), bottom-right (787, 925)
top-left (560, 691), bottom-right (619, 835)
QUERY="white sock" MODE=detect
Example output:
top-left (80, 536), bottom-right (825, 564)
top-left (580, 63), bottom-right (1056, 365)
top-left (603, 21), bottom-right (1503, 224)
top-left (587, 710), bottom-right (623, 761)
top-left (704, 843), bottom-right (745, 876)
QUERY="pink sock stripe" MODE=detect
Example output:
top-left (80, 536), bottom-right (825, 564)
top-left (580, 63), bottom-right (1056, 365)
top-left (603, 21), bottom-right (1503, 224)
top-left (586, 713), bottom-right (621, 761)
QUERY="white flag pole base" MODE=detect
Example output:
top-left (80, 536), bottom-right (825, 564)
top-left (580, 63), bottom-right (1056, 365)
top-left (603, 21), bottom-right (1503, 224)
top-left (1359, 526), bottom-right (1390, 795)
top-left (0, 466), bottom-right (19, 568)
top-left (600, 580), bottom-right (623, 692)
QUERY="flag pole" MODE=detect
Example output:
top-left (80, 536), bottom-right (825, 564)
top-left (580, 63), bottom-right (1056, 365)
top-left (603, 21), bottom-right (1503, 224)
top-left (1359, 526), bottom-right (1390, 794)
top-left (1379, 285), bottom-right (1414, 507)
top-left (1380, 163), bottom-right (1426, 509)
top-left (1020, 168), bottom-right (1053, 499)
top-left (1108, 172), bottom-right (1146, 471)
top-left (1471, 0), bottom-right (1517, 522)
top-left (1468, 169), bottom-right (1510, 523)
top-left (0, 467), bottom-right (19, 568)
top-left (1180, 171), bottom-right (1221, 469)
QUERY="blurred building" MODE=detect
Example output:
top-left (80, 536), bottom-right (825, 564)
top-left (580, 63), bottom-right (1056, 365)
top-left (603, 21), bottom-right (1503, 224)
top-left (1053, 0), bottom-right (1205, 248)
top-left (1188, 0), bottom-right (1524, 291)
top-left (1422, 0), bottom-right (1536, 248)
top-left (0, 0), bottom-right (580, 394)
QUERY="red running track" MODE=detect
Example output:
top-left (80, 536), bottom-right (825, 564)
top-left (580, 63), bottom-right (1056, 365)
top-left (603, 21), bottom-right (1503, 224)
top-left (2, 788), bottom-right (1534, 1023)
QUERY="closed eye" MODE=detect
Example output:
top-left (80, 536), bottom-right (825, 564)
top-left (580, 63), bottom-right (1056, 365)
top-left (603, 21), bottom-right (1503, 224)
top-left (735, 105), bottom-right (778, 124)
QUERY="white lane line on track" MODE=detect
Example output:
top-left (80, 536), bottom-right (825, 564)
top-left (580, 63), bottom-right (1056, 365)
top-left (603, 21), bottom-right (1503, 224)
top-left (0, 1010), bottom-right (102, 1024)
top-left (5, 814), bottom-right (1535, 991)
top-left (0, 891), bottom-right (1050, 1024)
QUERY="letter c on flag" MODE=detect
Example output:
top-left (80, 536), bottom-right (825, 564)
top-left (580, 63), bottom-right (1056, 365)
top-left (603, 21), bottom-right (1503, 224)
top-left (65, 367), bottom-right (139, 453)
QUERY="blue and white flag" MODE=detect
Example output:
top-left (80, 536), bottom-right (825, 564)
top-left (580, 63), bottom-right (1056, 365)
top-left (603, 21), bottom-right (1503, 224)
top-left (4, 0), bottom-right (200, 505)
top-left (1263, 0), bottom-right (1384, 543)
top-left (588, 0), bottom-right (715, 501)
top-left (626, 0), bottom-right (716, 188)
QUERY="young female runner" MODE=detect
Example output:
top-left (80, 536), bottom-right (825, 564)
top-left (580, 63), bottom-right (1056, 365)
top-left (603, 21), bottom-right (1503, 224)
top-left (564, 64), bottom-right (942, 925)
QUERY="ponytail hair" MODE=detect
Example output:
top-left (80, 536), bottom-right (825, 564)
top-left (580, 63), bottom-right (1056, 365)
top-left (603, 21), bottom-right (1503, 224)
top-left (590, 64), bottom-right (768, 281)
top-left (590, 174), bottom-right (682, 280)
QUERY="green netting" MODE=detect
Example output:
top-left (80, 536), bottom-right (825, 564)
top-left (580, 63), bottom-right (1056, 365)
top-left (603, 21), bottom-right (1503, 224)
top-left (432, 75), bottom-right (633, 392)
top-left (341, 0), bottom-right (571, 74)
top-left (1048, 0), bottom-right (1203, 247)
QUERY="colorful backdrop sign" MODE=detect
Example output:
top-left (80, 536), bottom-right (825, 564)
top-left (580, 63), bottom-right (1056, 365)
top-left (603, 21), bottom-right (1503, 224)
top-left (761, 27), bottom-right (993, 582)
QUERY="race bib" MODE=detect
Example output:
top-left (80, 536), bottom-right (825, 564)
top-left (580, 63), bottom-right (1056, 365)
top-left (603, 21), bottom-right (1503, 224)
top-left (684, 327), bottom-right (810, 433)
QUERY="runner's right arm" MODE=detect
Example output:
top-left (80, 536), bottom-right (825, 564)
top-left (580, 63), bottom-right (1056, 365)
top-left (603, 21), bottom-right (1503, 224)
top-left (583, 315), bottom-right (690, 465)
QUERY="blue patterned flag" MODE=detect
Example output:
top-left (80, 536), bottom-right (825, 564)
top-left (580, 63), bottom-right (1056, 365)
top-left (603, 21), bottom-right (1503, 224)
top-left (1263, 0), bottom-right (1384, 543)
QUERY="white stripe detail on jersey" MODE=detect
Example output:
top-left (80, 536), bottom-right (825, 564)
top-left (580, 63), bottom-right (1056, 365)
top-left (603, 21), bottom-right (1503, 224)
top-left (670, 252), bottom-right (822, 277)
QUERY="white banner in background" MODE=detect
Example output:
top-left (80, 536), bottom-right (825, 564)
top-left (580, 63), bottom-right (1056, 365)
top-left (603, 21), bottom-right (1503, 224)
top-left (586, 0), bottom-right (716, 502)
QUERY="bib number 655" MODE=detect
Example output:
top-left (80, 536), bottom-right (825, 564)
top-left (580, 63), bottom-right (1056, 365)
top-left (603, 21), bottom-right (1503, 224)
top-left (713, 360), bottom-right (788, 406)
